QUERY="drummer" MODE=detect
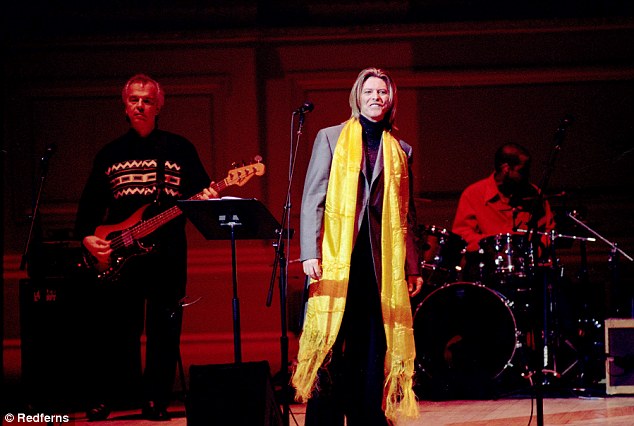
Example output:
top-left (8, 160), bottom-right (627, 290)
top-left (451, 142), bottom-right (555, 281)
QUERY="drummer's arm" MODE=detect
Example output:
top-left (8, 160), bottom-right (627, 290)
top-left (537, 199), bottom-right (557, 257)
top-left (452, 196), bottom-right (482, 252)
top-left (541, 199), bottom-right (556, 237)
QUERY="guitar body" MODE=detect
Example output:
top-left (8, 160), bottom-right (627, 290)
top-left (90, 204), bottom-right (156, 281)
top-left (84, 158), bottom-right (266, 283)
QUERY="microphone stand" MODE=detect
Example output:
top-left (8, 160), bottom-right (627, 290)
top-left (266, 110), bottom-right (307, 426)
top-left (20, 145), bottom-right (56, 273)
top-left (526, 116), bottom-right (572, 426)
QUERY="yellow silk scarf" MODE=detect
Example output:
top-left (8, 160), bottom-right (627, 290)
top-left (291, 118), bottom-right (418, 422)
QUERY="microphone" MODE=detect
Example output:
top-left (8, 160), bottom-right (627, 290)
top-left (560, 115), bottom-right (574, 127)
top-left (554, 115), bottom-right (574, 146)
top-left (39, 144), bottom-right (57, 175)
top-left (293, 101), bottom-right (314, 114)
top-left (557, 115), bottom-right (574, 132)
top-left (41, 143), bottom-right (57, 163)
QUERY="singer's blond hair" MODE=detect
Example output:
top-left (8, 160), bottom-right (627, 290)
top-left (349, 67), bottom-right (397, 128)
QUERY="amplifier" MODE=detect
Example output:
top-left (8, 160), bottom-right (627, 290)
top-left (605, 318), bottom-right (634, 395)
top-left (20, 277), bottom-right (89, 410)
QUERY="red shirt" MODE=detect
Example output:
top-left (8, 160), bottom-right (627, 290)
top-left (452, 173), bottom-right (555, 252)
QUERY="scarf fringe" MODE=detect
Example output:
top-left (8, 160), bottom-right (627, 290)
top-left (383, 360), bottom-right (419, 422)
top-left (291, 330), bottom-right (331, 402)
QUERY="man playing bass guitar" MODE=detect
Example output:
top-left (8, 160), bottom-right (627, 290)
top-left (75, 74), bottom-right (218, 421)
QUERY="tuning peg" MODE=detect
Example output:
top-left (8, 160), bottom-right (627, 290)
top-left (254, 155), bottom-right (263, 163)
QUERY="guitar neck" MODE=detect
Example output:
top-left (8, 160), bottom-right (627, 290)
top-left (131, 179), bottom-right (228, 239)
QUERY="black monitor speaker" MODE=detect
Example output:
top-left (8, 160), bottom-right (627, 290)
top-left (187, 361), bottom-right (282, 426)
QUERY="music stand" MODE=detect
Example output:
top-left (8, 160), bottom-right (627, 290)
top-left (178, 198), bottom-right (280, 363)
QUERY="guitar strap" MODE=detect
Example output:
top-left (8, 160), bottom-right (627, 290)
top-left (155, 134), bottom-right (167, 206)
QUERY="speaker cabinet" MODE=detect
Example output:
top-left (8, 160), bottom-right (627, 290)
top-left (19, 277), bottom-right (90, 410)
top-left (187, 361), bottom-right (282, 426)
top-left (605, 318), bottom-right (634, 395)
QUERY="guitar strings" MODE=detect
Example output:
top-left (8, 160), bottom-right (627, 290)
top-left (106, 179), bottom-right (231, 251)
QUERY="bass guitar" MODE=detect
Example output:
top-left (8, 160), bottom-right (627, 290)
top-left (85, 158), bottom-right (265, 282)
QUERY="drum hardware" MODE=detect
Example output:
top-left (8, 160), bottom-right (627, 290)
top-left (570, 317), bottom-right (605, 392)
top-left (417, 225), bottom-right (466, 287)
top-left (571, 236), bottom-right (606, 391)
top-left (528, 246), bottom-right (571, 386)
top-left (553, 338), bottom-right (583, 379)
top-left (472, 228), bottom-right (593, 392)
top-left (550, 212), bottom-right (631, 368)
top-left (519, 230), bottom-right (596, 379)
top-left (523, 227), bottom-right (607, 391)
top-left (565, 212), bottom-right (633, 389)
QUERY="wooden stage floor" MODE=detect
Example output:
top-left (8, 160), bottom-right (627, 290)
top-left (60, 396), bottom-right (634, 426)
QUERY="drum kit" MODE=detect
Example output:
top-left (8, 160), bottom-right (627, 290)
top-left (412, 223), bottom-right (609, 399)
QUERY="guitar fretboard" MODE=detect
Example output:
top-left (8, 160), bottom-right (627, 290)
top-left (129, 178), bottom-right (231, 239)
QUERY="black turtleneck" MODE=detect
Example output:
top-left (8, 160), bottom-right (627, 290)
top-left (359, 114), bottom-right (387, 179)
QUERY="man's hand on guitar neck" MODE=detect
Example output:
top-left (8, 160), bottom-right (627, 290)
top-left (83, 235), bottom-right (113, 264)
top-left (201, 182), bottom-right (219, 199)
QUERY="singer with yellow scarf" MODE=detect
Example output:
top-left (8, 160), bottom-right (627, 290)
top-left (292, 68), bottom-right (423, 426)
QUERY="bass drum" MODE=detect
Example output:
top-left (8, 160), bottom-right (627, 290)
top-left (413, 282), bottom-right (519, 398)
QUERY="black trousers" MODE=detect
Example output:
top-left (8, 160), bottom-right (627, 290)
top-left (84, 257), bottom-right (185, 410)
top-left (305, 224), bottom-right (389, 426)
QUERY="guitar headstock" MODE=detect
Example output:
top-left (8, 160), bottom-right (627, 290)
top-left (225, 156), bottom-right (266, 187)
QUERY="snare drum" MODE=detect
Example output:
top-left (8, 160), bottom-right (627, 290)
top-left (418, 225), bottom-right (466, 286)
top-left (413, 282), bottom-right (519, 394)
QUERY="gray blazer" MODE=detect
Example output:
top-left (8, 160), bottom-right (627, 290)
top-left (300, 123), bottom-right (420, 287)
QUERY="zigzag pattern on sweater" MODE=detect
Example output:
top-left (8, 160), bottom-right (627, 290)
top-left (113, 186), bottom-right (182, 199)
top-left (107, 159), bottom-right (156, 175)
top-left (106, 159), bottom-right (182, 176)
